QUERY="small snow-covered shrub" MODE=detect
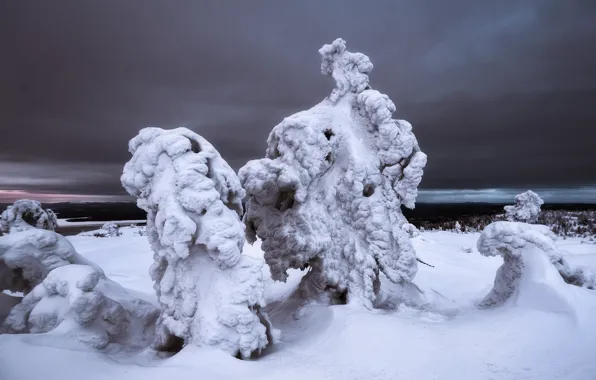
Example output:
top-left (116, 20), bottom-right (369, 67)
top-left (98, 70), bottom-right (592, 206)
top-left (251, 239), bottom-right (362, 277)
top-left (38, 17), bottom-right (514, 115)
top-left (121, 127), bottom-right (275, 358)
top-left (240, 38), bottom-right (427, 309)
top-left (477, 221), bottom-right (594, 307)
top-left (100, 222), bottom-right (121, 237)
top-left (0, 199), bottom-right (58, 234)
top-left (0, 229), bottom-right (101, 294)
top-left (504, 190), bottom-right (544, 223)
top-left (3, 264), bottom-right (158, 349)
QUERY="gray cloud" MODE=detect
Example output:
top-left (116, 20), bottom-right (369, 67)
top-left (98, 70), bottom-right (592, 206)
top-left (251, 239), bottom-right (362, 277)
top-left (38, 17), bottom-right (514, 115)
top-left (0, 0), bottom-right (594, 200)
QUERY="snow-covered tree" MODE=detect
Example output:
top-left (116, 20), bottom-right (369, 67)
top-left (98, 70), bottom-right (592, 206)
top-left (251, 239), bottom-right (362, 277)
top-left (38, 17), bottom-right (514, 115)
top-left (504, 190), bottom-right (544, 223)
top-left (101, 222), bottom-right (121, 237)
top-left (0, 199), bottom-right (58, 234)
top-left (239, 38), bottom-right (427, 310)
top-left (0, 228), bottom-right (101, 294)
top-left (0, 229), bottom-right (158, 348)
top-left (477, 221), bottom-right (595, 307)
top-left (121, 127), bottom-right (276, 358)
top-left (3, 264), bottom-right (158, 349)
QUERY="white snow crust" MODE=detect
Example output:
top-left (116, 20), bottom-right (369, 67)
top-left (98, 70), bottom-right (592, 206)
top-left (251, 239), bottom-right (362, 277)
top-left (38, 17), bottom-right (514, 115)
top-left (121, 127), bottom-right (274, 358)
top-left (239, 38), bottom-right (427, 309)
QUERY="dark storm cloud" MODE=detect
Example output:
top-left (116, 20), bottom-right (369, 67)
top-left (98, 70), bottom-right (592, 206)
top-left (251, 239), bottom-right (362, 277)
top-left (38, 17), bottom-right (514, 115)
top-left (0, 0), bottom-right (595, 199)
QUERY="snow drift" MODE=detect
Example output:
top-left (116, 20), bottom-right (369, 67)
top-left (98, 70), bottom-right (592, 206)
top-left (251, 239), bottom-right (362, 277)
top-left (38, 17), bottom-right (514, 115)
top-left (477, 221), bottom-right (595, 308)
top-left (0, 199), bottom-right (58, 234)
top-left (121, 127), bottom-right (275, 358)
top-left (239, 38), bottom-right (427, 309)
top-left (504, 190), bottom-right (544, 223)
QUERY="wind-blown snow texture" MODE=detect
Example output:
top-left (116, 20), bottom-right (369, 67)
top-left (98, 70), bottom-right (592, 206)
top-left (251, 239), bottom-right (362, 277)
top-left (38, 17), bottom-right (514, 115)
top-left (504, 190), bottom-right (544, 223)
top-left (121, 127), bottom-right (274, 358)
top-left (477, 221), bottom-right (595, 307)
top-left (0, 199), bottom-right (58, 234)
top-left (239, 38), bottom-right (427, 309)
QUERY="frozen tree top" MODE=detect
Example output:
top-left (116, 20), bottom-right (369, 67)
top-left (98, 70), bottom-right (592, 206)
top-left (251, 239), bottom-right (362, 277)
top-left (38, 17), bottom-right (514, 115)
top-left (240, 38), bottom-right (427, 309)
top-left (121, 127), bottom-right (246, 268)
top-left (504, 190), bottom-right (544, 223)
top-left (0, 199), bottom-right (58, 234)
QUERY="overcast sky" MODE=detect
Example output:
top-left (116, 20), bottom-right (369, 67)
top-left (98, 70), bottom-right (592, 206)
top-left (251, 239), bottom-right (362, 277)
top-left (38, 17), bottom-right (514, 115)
top-left (0, 1), bottom-right (595, 202)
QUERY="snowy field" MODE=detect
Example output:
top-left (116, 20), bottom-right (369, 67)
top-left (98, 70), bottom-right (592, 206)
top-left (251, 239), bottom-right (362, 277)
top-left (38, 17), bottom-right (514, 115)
top-left (1, 227), bottom-right (595, 380)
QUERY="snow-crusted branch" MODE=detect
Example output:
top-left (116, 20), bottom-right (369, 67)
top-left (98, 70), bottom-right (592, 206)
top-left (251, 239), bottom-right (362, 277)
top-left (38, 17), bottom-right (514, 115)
top-left (477, 221), bottom-right (595, 307)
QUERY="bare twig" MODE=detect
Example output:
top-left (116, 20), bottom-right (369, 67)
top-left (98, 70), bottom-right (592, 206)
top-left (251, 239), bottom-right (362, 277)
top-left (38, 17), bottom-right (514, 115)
top-left (417, 257), bottom-right (434, 268)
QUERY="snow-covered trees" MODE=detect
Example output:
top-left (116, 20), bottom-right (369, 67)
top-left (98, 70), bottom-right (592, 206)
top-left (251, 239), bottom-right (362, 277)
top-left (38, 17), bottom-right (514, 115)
top-left (239, 38), bottom-right (427, 310)
top-left (101, 222), bottom-right (121, 237)
top-left (0, 199), bottom-right (58, 234)
top-left (504, 190), bottom-right (544, 223)
top-left (121, 127), bottom-right (275, 358)
top-left (477, 221), bottom-right (595, 307)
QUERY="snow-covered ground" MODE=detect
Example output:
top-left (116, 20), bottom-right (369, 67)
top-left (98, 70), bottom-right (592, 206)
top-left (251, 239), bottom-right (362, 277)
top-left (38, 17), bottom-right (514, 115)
top-left (1, 227), bottom-right (595, 380)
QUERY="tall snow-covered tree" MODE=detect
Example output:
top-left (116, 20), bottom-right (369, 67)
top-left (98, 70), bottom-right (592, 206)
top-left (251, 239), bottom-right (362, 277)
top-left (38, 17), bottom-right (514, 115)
top-left (0, 199), bottom-right (58, 234)
top-left (239, 38), bottom-right (427, 309)
top-left (504, 190), bottom-right (544, 223)
top-left (121, 127), bottom-right (276, 358)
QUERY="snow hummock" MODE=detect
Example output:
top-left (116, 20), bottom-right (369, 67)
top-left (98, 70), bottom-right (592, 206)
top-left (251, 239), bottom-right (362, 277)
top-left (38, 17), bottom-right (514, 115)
top-left (121, 127), bottom-right (275, 358)
top-left (504, 190), bottom-right (544, 223)
top-left (477, 221), bottom-right (595, 308)
top-left (0, 199), bottom-right (58, 234)
top-left (240, 38), bottom-right (427, 310)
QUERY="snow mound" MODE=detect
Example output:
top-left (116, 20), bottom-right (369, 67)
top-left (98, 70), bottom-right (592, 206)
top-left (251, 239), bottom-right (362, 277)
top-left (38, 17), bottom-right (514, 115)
top-left (477, 221), bottom-right (595, 308)
top-left (504, 190), bottom-right (544, 223)
top-left (2, 264), bottom-right (158, 349)
top-left (0, 199), bottom-right (58, 234)
top-left (121, 127), bottom-right (275, 358)
top-left (0, 229), bottom-right (102, 294)
top-left (240, 38), bottom-right (426, 309)
top-left (100, 222), bottom-right (121, 237)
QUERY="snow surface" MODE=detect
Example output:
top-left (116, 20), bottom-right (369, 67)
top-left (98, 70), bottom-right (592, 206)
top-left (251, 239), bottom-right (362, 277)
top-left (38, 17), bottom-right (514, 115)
top-left (1, 228), bottom-right (595, 380)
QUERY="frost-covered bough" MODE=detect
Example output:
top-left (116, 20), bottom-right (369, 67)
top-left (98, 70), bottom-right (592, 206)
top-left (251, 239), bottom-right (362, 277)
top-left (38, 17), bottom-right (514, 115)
top-left (0, 199), bottom-right (58, 234)
top-left (504, 190), bottom-right (544, 223)
top-left (239, 38), bottom-right (427, 309)
top-left (0, 229), bottom-right (159, 349)
top-left (121, 127), bottom-right (275, 358)
top-left (477, 221), bottom-right (595, 307)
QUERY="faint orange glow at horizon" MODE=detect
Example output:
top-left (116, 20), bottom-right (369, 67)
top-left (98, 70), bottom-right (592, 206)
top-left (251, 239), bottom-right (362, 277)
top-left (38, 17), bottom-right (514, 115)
top-left (0, 190), bottom-right (130, 203)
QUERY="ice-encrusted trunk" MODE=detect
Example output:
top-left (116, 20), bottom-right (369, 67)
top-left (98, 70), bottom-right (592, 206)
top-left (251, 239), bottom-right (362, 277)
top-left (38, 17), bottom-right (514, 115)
top-left (121, 127), bottom-right (275, 358)
top-left (239, 38), bottom-right (427, 310)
